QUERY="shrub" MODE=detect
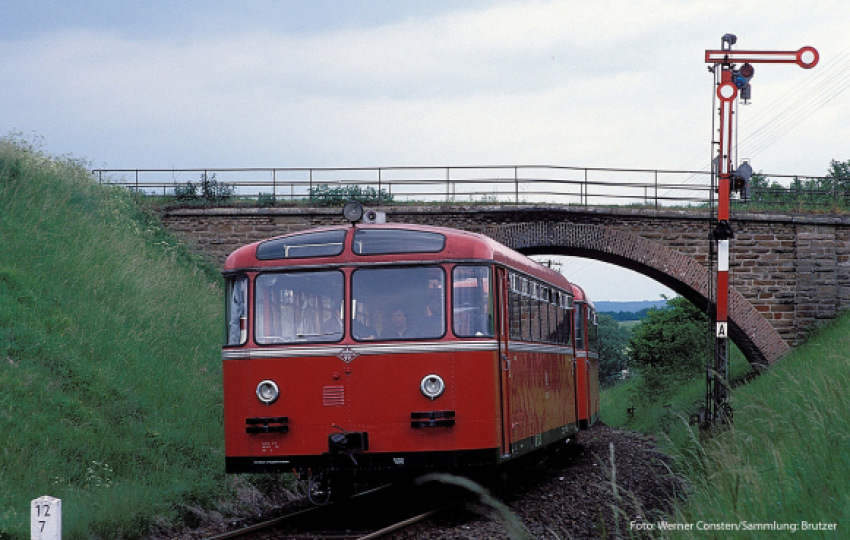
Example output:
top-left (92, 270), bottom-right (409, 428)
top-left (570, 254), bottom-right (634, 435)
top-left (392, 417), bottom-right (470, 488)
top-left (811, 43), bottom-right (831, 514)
top-left (174, 172), bottom-right (235, 203)
top-left (628, 296), bottom-right (707, 402)
top-left (256, 192), bottom-right (277, 207)
top-left (309, 184), bottom-right (393, 206)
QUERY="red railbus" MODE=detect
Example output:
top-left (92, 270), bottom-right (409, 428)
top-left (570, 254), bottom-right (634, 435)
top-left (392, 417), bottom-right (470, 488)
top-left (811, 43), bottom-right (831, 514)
top-left (222, 220), bottom-right (596, 498)
top-left (572, 284), bottom-right (600, 429)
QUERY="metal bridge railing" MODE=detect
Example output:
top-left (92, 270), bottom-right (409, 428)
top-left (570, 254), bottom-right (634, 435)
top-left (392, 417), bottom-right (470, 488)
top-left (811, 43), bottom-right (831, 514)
top-left (90, 165), bottom-right (849, 210)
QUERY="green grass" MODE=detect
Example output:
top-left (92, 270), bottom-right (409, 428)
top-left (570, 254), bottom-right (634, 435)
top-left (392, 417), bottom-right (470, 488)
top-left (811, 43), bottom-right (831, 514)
top-left (0, 137), bottom-right (287, 539)
top-left (664, 318), bottom-right (850, 538)
top-left (600, 345), bottom-right (752, 435)
top-left (602, 325), bottom-right (850, 538)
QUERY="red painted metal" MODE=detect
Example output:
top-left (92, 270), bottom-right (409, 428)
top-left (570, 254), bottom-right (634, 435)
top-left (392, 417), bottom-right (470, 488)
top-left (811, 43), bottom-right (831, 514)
top-left (704, 46), bottom-right (819, 69)
top-left (222, 223), bottom-right (594, 481)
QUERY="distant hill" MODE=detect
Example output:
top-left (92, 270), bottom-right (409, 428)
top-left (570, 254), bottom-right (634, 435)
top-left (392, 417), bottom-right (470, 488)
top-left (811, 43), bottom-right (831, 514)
top-left (595, 299), bottom-right (668, 314)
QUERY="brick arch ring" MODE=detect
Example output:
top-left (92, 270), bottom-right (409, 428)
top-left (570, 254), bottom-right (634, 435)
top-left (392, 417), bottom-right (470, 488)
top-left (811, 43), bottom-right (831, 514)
top-left (483, 222), bottom-right (789, 368)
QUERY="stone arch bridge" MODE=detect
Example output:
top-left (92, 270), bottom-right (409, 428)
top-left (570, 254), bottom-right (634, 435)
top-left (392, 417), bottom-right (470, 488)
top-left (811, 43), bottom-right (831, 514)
top-left (160, 204), bottom-right (850, 367)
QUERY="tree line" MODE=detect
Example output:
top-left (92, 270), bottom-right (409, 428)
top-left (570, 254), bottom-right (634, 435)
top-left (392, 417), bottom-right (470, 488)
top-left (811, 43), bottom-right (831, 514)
top-left (748, 158), bottom-right (850, 209)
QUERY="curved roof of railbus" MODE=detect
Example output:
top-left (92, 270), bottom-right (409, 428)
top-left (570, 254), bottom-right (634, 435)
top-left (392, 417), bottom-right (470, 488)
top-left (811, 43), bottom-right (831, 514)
top-left (223, 223), bottom-right (573, 291)
top-left (571, 283), bottom-right (596, 310)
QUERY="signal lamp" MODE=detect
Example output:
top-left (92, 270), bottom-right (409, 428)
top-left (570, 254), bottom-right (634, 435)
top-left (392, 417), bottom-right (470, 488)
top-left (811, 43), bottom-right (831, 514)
top-left (732, 63), bottom-right (755, 102)
top-left (732, 162), bottom-right (753, 199)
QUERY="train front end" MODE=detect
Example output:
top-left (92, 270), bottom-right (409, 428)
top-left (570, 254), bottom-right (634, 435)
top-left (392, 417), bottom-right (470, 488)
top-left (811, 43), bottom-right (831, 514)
top-left (222, 225), bottom-right (504, 492)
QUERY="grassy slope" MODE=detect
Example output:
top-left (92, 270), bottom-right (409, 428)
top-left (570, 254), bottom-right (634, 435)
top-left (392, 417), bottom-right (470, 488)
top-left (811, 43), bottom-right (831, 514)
top-left (0, 139), bottom-right (229, 538)
top-left (602, 323), bottom-right (850, 537)
top-left (668, 317), bottom-right (850, 537)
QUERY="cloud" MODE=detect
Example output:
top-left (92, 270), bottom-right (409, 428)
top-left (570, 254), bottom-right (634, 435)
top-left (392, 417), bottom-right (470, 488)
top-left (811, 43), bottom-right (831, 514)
top-left (0, 0), bottom-right (847, 174)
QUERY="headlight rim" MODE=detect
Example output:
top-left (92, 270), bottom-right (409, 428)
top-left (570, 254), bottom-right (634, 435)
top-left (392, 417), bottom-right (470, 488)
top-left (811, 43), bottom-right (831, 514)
top-left (420, 373), bottom-right (446, 400)
top-left (256, 379), bottom-right (280, 405)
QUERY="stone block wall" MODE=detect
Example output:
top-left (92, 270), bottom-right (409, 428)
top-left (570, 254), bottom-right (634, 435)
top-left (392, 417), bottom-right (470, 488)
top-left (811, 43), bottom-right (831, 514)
top-left (159, 204), bottom-right (850, 352)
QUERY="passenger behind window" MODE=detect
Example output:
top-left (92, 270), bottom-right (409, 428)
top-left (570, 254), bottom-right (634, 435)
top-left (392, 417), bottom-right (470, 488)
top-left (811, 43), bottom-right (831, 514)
top-left (353, 318), bottom-right (377, 340)
top-left (419, 294), bottom-right (444, 338)
top-left (320, 294), bottom-right (343, 341)
top-left (382, 305), bottom-right (413, 339)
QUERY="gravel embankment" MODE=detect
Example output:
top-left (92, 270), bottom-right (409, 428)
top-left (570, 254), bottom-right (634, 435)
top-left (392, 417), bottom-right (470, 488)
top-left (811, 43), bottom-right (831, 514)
top-left (395, 423), bottom-right (687, 539)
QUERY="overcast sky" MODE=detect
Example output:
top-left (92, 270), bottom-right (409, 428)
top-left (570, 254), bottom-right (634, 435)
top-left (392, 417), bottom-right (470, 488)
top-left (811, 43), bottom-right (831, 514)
top-left (3, 1), bottom-right (848, 301)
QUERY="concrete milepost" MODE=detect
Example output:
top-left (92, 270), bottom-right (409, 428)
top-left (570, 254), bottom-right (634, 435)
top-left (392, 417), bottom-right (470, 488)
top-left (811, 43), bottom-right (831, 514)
top-left (703, 34), bottom-right (818, 427)
top-left (31, 496), bottom-right (61, 540)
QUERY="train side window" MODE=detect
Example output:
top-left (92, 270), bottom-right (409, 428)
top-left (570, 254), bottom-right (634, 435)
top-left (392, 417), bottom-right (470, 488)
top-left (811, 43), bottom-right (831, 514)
top-left (225, 275), bottom-right (248, 346)
top-left (452, 266), bottom-right (494, 338)
top-left (556, 293), bottom-right (573, 346)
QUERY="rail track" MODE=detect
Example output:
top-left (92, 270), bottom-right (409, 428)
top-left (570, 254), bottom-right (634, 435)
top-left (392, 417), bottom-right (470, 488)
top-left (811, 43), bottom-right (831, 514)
top-left (205, 480), bottom-right (468, 540)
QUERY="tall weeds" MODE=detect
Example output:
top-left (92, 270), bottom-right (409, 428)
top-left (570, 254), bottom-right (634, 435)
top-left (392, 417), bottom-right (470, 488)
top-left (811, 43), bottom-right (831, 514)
top-left (661, 319), bottom-right (850, 538)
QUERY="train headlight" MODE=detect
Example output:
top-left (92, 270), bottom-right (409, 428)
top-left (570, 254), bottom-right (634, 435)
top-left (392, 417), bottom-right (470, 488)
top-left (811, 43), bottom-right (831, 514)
top-left (420, 374), bottom-right (445, 400)
top-left (256, 380), bottom-right (280, 405)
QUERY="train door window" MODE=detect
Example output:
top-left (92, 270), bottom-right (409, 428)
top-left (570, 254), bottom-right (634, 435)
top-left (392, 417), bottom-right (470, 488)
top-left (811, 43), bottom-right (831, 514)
top-left (452, 266), bottom-right (494, 338)
top-left (530, 281), bottom-right (543, 343)
top-left (539, 286), bottom-right (550, 343)
top-left (520, 277), bottom-right (532, 341)
top-left (588, 309), bottom-right (599, 352)
top-left (225, 274), bottom-right (248, 346)
top-left (509, 273), bottom-right (522, 340)
top-left (352, 266), bottom-right (445, 340)
top-left (546, 289), bottom-right (558, 344)
top-left (254, 270), bottom-right (344, 344)
top-left (574, 304), bottom-right (585, 350)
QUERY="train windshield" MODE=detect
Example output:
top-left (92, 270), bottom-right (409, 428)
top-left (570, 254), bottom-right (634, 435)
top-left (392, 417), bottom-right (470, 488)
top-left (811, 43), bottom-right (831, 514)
top-left (351, 266), bottom-right (445, 340)
top-left (255, 270), bottom-right (344, 344)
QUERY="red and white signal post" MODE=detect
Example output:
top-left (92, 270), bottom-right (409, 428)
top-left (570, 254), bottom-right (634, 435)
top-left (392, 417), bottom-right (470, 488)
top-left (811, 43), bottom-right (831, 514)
top-left (703, 35), bottom-right (817, 426)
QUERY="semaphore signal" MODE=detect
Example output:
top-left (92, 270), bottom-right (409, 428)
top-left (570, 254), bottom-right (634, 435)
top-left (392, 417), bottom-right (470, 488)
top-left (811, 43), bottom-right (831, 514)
top-left (701, 34), bottom-right (818, 428)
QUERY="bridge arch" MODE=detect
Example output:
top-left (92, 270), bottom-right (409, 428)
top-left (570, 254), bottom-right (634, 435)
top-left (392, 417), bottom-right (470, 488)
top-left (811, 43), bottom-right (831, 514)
top-left (483, 222), bottom-right (789, 367)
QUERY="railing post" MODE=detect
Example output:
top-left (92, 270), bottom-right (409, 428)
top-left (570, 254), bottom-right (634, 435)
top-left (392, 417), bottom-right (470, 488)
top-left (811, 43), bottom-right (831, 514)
top-left (309, 169), bottom-right (313, 202)
top-left (583, 168), bottom-right (588, 207)
top-left (515, 167), bottom-right (519, 204)
top-left (655, 170), bottom-right (659, 211)
top-left (378, 168), bottom-right (383, 206)
top-left (273, 169), bottom-right (277, 202)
